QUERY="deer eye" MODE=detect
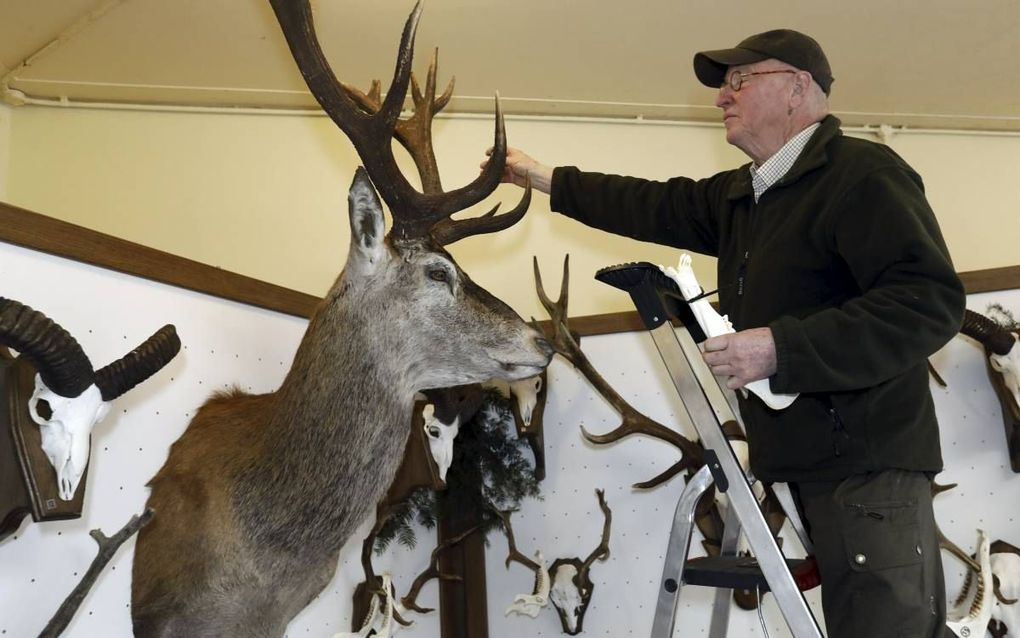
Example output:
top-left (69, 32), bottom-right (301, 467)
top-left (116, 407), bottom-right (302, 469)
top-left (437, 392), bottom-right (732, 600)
top-left (427, 267), bottom-right (449, 283)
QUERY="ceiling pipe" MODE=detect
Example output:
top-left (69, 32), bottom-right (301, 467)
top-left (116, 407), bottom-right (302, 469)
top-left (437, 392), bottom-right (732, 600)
top-left (9, 89), bottom-right (1020, 140)
top-left (1, 0), bottom-right (129, 107)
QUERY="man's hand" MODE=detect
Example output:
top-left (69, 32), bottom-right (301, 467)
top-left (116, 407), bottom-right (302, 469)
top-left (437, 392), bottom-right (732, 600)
top-left (481, 146), bottom-right (553, 193)
top-left (702, 327), bottom-right (778, 390)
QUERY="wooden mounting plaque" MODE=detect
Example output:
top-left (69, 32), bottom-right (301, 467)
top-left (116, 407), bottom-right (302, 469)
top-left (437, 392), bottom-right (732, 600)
top-left (0, 346), bottom-right (85, 541)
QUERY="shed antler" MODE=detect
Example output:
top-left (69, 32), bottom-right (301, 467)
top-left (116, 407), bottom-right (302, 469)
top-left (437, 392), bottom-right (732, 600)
top-left (533, 256), bottom-right (704, 488)
top-left (268, 0), bottom-right (529, 244)
top-left (491, 505), bottom-right (549, 618)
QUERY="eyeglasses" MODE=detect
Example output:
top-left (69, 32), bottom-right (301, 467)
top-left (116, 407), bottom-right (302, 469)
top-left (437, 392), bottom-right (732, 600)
top-left (725, 69), bottom-right (797, 91)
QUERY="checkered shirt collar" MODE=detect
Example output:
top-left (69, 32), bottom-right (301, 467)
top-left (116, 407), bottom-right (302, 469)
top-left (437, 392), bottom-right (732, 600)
top-left (749, 122), bottom-right (821, 202)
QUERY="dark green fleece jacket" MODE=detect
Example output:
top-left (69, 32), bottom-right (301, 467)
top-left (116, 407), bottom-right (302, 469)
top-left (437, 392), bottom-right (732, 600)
top-left (550, 115), bottom-right (965, 482)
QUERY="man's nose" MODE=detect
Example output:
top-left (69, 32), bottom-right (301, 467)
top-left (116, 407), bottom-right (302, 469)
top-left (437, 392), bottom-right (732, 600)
top-left (715, 85), bottom-right (733, 108)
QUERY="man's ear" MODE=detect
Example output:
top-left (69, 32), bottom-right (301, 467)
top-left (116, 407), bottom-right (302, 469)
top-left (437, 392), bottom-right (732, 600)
top-left (789, 72), bottom-right (808, 107)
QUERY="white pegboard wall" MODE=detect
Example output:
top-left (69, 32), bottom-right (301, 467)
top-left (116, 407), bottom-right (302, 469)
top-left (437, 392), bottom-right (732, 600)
top-left (0, 242), bottom-right (443, 638)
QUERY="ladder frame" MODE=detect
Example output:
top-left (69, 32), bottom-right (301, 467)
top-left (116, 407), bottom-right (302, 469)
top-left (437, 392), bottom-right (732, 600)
top-left (593, 262), bottom-right (823, 638)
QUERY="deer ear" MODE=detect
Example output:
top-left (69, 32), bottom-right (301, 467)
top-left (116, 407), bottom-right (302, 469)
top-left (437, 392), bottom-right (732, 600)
top-left (347, 167), bottom-right (386, 268)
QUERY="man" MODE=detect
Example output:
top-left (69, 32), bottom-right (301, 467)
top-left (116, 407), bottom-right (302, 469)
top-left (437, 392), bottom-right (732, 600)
top-left (488, 29), bottom-right (965, 637)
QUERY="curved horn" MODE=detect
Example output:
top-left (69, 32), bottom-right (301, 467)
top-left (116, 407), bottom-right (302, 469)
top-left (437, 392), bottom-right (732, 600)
top-left (93, 325), bottom-right (181, 401)
top-left (960, 309), bottom-right (1015, 356)
top-left (0, 298), bottom-right (94, 397)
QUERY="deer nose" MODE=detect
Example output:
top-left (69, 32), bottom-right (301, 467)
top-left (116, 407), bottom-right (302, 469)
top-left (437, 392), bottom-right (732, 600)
top-left (534, 335), bottom-right (555, 360)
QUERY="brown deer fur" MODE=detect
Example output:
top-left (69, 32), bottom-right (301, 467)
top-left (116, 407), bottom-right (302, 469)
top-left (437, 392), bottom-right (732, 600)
top-left (130, 172), bottom-right (552, 637)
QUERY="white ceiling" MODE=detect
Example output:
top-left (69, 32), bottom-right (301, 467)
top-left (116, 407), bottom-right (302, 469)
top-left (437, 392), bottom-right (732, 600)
top-left (2, 0), bottom-right (1020, 131)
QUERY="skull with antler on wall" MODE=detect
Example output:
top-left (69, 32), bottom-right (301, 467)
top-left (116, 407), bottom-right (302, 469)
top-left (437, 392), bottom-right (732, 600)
top-left (496, 489), bottom-right (613, 635)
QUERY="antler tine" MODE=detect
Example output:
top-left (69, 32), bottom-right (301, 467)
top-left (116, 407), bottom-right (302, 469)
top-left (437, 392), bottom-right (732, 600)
top-left (269, 0), bottom-right (428, 222)
top-left (632, 459), bottom-right (697, 490)
top-left (580, 490), bottom-right (612, 572)
top-left (490, 506), bottom-right (541, 572)
top-left (393, 93), bottom-right (509, 240)
top-left (399, 522), bottom-right (482, 615)
top-left (534, 255), bottom-right (574, 357)
top-left (342, 46), bottom-right (457, 198)
top-left (532, 258), bottom-right (704, 467)
top-left (432, 179), bottom-right (531, 246)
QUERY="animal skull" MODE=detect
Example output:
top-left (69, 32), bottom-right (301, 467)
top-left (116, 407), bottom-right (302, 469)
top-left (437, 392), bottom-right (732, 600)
top-left (508, 375), bottom-right (543, 429)
top-left (28, 374), bottom-right (110, 501)
top-left (549, 563), bottom-right (585, 634)
top-left (422, 404), bottom-right (459, 481)
top-left (946, 530), bottom-right (994, 637)
top-left (989, 333), bottom-right (1020, 409)
top-left (990, 551), bottom-right (1020, 636)
top-left (334, 573), bottom-right (404, 638)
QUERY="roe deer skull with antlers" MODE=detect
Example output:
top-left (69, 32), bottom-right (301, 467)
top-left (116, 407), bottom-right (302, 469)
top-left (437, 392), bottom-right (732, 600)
top-left (130, 2), bottom-right (552, 636)
top-left (496, 489), bottom-right (612, 635)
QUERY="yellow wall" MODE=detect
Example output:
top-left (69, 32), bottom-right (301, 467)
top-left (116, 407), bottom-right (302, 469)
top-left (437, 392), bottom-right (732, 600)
top-left (7, 105), bottom-right (1020, 318)
top-left (0, 104), bottom-right (10, 201)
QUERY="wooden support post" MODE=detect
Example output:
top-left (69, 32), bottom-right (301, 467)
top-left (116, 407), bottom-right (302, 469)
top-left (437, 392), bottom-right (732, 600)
top-left (438, 491), bottom-right (489, 638)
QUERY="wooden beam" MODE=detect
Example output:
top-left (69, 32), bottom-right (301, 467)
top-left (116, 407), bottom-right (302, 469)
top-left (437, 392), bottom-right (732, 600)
top-left (0, 201), bottom-right (320, 319)
top-left (959, 265), bottom-right (1020, 294)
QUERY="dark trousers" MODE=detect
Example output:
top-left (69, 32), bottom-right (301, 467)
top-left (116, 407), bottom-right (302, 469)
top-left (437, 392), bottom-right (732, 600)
top-left (790, 469), bottom-right (954, 638)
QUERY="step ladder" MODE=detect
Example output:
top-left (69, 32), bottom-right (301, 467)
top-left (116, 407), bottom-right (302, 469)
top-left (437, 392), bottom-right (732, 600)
top-left (595, 262), bottom-right (824, 638)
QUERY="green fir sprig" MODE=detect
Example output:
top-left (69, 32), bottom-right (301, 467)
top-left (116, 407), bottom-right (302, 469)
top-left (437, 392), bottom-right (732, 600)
top-left (374, 389), bottom-right (540, 553)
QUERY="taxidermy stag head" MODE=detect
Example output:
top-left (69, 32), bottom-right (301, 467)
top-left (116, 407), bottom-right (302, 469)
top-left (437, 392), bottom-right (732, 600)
top-left (959, 308), bottom-right (1020, 471)
top-left (130, 2), bottom-right (552, 637)
top-left (0, 298), bottom-right (179, 501)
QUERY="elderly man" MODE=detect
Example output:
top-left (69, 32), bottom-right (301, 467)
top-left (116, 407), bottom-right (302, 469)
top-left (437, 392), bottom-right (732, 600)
top-left (490, 29), bottom-right (964, 637)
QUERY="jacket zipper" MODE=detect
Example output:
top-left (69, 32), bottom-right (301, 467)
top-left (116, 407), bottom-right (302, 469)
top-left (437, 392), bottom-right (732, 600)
top-left (737, 251), bottom-right (748, 297)
top-left (738, 199), bottom-right (760, 299)
top-left (825, 396), bottom-right (850, 457)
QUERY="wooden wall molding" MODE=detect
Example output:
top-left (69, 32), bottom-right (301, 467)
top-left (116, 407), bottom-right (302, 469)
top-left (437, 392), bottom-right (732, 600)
top-left (2, 200), bottom-right (1018, 334)
top-left (0, 201), bottom-right (320, 319)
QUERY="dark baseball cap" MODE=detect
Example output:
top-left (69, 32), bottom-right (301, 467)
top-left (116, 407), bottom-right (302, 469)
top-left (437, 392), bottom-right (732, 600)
top-left (693, 29), bottom-right (834, 95)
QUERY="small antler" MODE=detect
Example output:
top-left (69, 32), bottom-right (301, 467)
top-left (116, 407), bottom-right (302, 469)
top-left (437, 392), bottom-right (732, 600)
top-left (579, 489), bottom-right (612, 574)
top-left (533, 256), bottom-right (704, 488)
top-left (399, 523), bottom-right (482, 616)
top-left (491, 504), bottom-right (550, 618)
top-left (491, 505), bottom-right (542, 572)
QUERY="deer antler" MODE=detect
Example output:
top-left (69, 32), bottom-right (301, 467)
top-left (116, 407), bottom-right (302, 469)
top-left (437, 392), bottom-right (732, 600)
top-left (268, 0), bottom-right (529, 244)
top-left (533, 255), bottom-right (704, 488)
top-left (579, 489), bottom-right (612, 574)
top-left (491, 505), bottom-right (550, 618)
top-left (398, 523), bottom-right (482, 617)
